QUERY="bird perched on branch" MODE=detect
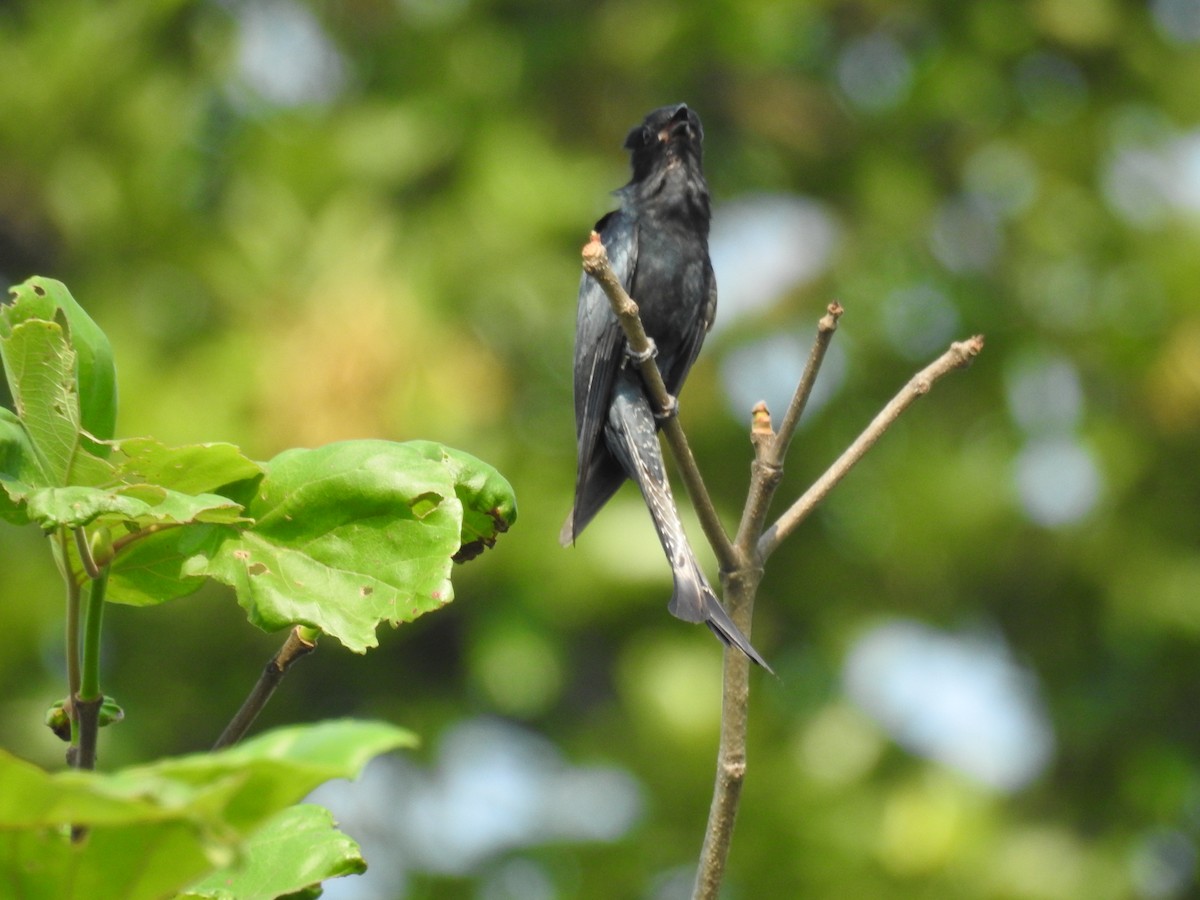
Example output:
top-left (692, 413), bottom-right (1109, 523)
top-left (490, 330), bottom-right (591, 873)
top-left (561, 103), bottom-right (770, 670)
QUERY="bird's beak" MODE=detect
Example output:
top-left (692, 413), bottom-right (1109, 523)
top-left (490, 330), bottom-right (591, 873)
top-left (658, 105), bottom-right (694, 143)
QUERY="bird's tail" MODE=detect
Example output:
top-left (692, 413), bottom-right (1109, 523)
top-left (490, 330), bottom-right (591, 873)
top-left (607, 377), bottom-right (772, 672)
top-left (669, 562), bottom-right (774, 673)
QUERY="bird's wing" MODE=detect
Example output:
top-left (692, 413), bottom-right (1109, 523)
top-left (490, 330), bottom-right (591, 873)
top-left (563, 210), bottom-right (639, 543)
top-left (661, 260), bottom-right (717, 394)
top-left (573, 211), bottom-right (638, 479)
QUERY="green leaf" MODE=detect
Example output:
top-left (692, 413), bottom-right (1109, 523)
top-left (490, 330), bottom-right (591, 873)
top-left (0, 719), bottom-right (414, 900)
top-left (24, 483), bottom-right (245, 531)
top-left (187, 440), bottom-right (465, 652)
top-left (112, 437), bottom-right (264, 496)
top-left (407, 439), bottom-right (518, 562)
top-left (6, 277), bottom-right (118, 454)
top-left (0, 315), bottom-right (83, 485)
top-left (0, 311), bottom-right (112, 490)
top-left (0, 406), bottom-right (41, 524)
top-left (180, 804), bottom-right (366, 900)
top-left (106, 524), bottom-right (228, 607)
top-left (94, 439), bottom-right (262, 606)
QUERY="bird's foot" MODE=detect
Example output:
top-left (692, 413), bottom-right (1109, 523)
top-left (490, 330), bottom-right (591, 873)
top-left (655, 394), bottom-right (679, 420)
top-left (626, 338), bottom-right (658, 365)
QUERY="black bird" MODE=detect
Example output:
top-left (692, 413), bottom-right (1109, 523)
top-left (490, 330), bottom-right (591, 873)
top-left (561, 104), bottom-right (770, 670)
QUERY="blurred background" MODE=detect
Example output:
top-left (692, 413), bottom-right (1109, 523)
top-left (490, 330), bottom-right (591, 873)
top-left (2, 1), bottom-right (1199, 897)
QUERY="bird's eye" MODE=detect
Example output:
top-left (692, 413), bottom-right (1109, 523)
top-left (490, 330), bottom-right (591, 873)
top-left (624, 124), bottom-right (655, 150)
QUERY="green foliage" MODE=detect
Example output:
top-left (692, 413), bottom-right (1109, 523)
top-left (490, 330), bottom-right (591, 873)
top-left (0, 282), bottom-right (112, 493)
top-left (1, 1), bottom-right (1199, 897)
top-left (0, 277), bottom-right (517, 644)
top-left (0, 276), bottom-right (516, 897)
top-left (0, 720), bottom-right (413, 900)
top-left (193, 440), bottom-right (476, 652)
top-left (180, 804), bottom-right (366, 900)
top-left (4, 277), bottom-right (117, 455)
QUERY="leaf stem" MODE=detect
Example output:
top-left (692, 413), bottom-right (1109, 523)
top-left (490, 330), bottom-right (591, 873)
top-left (110, 520), bottom-right (186, 554)
top-left (74, 565), bottom-right (109, 771)
top-left (64, 572), bottom-right (82, 753)
top-left (74, 526), bottom-right (101, 579)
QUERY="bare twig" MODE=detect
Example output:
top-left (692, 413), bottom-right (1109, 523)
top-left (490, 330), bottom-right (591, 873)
top-left (735, 303), bottom-right (843, 553)
top-left (213, 627), bottom-right (317, 750)
top-left (692, 566), bottom-right (760, 898)
top-left (758, 335), bottom-right (985, 560)
top-left (583, 230), bottom-right (986, 899)
top-left (694, 331), bottom-right (983, 899)
top-left (686, 304), bottom-right (845, 897)
top-left (766, 302), bottom-right (844, 472)
top-left (581, 234), bottom-right (737, 570)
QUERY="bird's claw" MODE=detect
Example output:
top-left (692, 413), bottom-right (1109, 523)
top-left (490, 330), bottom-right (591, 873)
top-left (627, 338), bottom-right (658, 365)
top-left (655, 394), bottom-right (679, 421)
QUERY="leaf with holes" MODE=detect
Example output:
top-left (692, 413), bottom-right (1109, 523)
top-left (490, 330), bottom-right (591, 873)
top-left (186, 441), bottom-right (466, 652)
top-left (4, 276), bottom-right (117, 458)
top-left (405, 440), bottom-right (518, 562)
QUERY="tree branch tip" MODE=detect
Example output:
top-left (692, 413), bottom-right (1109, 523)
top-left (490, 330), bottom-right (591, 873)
top-left (820, 301), bottom-right (844, 331)
top-left (750, 401), bottom-right (773, 437)
top-left (960, 334), bottom-right (985, 356)
top-left (581, 232), bottom-right (607, 273)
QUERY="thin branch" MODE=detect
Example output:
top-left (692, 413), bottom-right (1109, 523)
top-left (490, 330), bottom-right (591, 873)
top-left (213, 626), bottom-right (317, 750)
top-left (692, 566), bottom-right (759, 899)
top-left (692, 402), bottom-right (777, 897)
top-left (581, 234), bottom-right (737, 570)
top-left (735, 303), bottom-right (842, 553)
top-left (766, 302), bottom-right (843, 471)
top-left (758, 335), bottom-right (985, 560)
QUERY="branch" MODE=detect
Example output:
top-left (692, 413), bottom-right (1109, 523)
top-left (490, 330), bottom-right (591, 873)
top-left (213, 626), bottom-right (317, 750)
top-left (581, 234), bottom-right (737, 570)
top-left (692, 567), bottom-right (759, 899)
top-left (735, 303), bottom-right (842, 552)
top-left (765, 302), bottom-right (843, 472)
top-left (758, 335), bottom-right (985, 560)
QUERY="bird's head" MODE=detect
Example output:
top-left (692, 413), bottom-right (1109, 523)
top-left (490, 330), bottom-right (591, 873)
top-left (623, 103), bottom-right (705, 183)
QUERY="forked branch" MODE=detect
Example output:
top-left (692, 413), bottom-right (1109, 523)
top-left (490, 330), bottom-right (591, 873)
top-left (757, 334), bottom-right (984, 560)
top-left (580, 238), bottom-right (986, 900)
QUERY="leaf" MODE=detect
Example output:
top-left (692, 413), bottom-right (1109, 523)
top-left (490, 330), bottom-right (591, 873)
top-left (6, 277), bottom-right (118, 454)
top-left (188, 441), bottom-right (466, 652)
top-left (406, 439), bottom-right (518, 562)
top-left (112, 437), bottom-right (264, 496)
top-left (24, 483), bottom-right (245, 531)
top-left (106, 524), bottom-right (228, 607)
top-left (0, 406), bottom-right (41, 524)
top-left (0, 719), bottom-right (414, 900)
top-left (94, 439), bottom-right (261, 606)
top-left (0, 316), bottom-right (83, 485)
top-left (180, 804), bottom-right (366, 900)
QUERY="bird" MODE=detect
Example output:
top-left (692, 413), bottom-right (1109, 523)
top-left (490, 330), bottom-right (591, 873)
top-left (561, 103), bottom-right (771, 671)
